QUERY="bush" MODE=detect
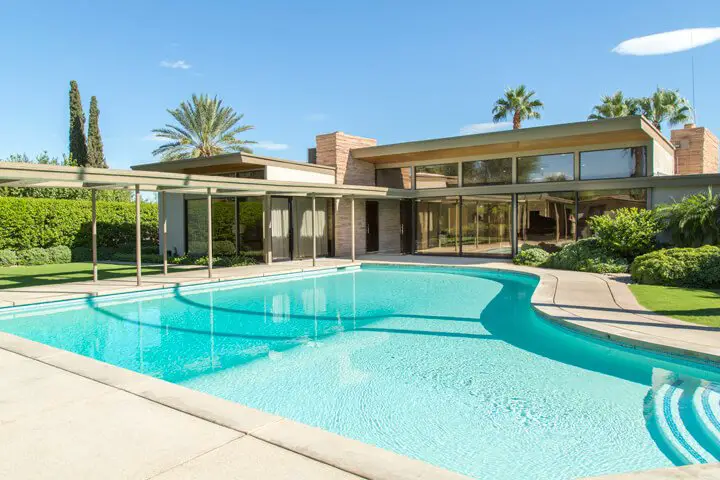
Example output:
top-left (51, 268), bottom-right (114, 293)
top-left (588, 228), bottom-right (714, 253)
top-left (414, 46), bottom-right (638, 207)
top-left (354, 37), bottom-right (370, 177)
top-left (656, 188), bottom-right (720, 247)
top-left (0, 197), bottom-right (158, 251)
top-left (215, 254), bottom-right (257, 268)
top-left (545, 238), bottom-right (629, 274)
top-left (587, 208), bottom-right (661, 259)
top-left (213, 240), bottom-right (237, 256)
top-left (71, 246), bottom-right (91, 262)
top-left (630, 246), bottom-right (720, 287)
top-left (16, 247), bottom-right (51, 266)
top-left (513, 247), bottom-right (550, 267)
top-left (47, 245), bottom-right (71, 264)
top-left (0, 249), bottom-right (17, 266)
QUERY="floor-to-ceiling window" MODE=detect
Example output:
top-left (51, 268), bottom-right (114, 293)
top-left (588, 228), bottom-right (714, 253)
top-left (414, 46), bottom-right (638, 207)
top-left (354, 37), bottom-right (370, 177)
top-left (415, 197), bottom-right (459, 254)
top-left (577, 189), bottom-right (647, 238)
top-left (517, 192), bottom-right (575, 252)
top-left (461, 195), bottom-right (512, 256)
top-left (185, 196), bottom-right (263, 258)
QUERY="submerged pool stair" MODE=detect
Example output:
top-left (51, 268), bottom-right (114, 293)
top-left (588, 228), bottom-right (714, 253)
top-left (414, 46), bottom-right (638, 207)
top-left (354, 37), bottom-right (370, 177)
top-left (651, 379), bottom-right (720, 465)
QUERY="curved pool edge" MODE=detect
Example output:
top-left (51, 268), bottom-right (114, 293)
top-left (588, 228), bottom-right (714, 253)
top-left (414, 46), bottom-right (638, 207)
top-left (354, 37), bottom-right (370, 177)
top-left (0, 329), bottom-right (472, 480)
top-left (362, 259), bottom-right (720, 367)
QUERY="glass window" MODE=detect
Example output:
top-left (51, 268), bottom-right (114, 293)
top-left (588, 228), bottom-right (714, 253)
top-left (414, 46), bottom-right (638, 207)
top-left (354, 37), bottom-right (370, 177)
top-left (461, 195), bottom-right (512, 256)
top-left (238, 197), bottom-right (263, 259)
top-left (415, 197), bottom-right (460, 254)
top-left (517, 153), bottom-right (574, 183)
top-left (292, 197), bottom-right (331, 259)
top-left (577, 189), bottom-right (647, 238)
top-left (462, 158), bottom-right (512, 186)
top-left (415, 164), bottom-right (459, 189)
top-left (236, 169), bottom-right (265, 179)
top-left (517, 192), bottom-right (576, 252)
top-left (580, 147), bottom-right (646, 180)
top-left (186, 197), bottom-right (237, 256)
top-left (376, 168), bottom-right (412, 189)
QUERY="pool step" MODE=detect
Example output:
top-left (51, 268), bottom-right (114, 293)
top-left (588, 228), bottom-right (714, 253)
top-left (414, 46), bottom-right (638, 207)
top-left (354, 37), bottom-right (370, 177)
top-left (652, 380), bottom-right (719, 465)
top-left (693, 384), bottom-right (720, 451)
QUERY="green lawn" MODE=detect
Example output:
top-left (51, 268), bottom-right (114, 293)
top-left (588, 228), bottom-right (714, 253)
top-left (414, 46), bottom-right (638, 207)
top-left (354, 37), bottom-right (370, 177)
top-left (0, 262), bottom-right (198, 290)
top-left (629, 284), bottom-right (720, 327)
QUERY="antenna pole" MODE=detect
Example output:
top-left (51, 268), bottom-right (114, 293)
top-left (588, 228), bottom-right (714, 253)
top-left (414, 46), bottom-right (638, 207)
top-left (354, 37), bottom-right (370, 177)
top-left (690, 30), bottom-right (697, 123)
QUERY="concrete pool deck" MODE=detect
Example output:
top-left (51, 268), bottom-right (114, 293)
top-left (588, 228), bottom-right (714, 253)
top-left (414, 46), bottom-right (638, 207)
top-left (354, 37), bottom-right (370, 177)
top-left (0, 255), bottom-right (719, 479)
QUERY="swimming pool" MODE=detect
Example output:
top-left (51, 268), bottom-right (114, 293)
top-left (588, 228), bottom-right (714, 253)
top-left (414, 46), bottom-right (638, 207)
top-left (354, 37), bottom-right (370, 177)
top-left (0, 264), bottom-right (718, 479)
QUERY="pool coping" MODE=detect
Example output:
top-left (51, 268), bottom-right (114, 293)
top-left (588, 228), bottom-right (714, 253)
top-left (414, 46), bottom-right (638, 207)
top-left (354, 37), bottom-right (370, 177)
top-left (0, 263), bottom-right (472, 480)
top-left (1, 259), bottom-right (719, 479)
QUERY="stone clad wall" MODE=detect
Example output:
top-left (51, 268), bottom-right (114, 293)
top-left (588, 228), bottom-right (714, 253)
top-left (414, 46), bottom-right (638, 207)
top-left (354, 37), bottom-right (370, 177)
top-left (671, 125), bottom-right (720, 175)
top-left (315, 132), bottom-right (405, 256)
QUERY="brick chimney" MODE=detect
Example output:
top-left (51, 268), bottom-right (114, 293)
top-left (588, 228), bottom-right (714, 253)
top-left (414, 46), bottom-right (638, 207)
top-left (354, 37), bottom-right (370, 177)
top-left (671, 124), bottom-right (719, 175)
top-left (315, 132), bottom-right (377, 186)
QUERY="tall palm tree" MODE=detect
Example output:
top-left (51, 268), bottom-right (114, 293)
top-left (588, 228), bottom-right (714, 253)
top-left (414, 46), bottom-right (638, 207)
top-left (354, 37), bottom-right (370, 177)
top-left (152, 94), bottom-right (255, 161)
top-left (588, 91), bottom-right (639, 120)
top-left (492, 85), bottom-right (543, 130)
top-left (637, 88), bottom-right (692, 131)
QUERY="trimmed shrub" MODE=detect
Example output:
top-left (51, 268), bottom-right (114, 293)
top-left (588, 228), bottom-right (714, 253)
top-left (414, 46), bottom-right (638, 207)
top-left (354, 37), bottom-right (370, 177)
top-left (545, 238), bottom-right (629, 274)
top-left (71, 246), bottom-right (91, 262)
top-left (16, 247), bottom-right (51, 266)
top-left (47, 245), bottom-right (72, 264)
top-left (0, 197), bottom-right (158, 251)
top-left (587, 208), bottom-right (661, 259)
top-left (111, 252), bottom-right (163, 264)
top-left (213, 240), bottom-right (237, 256)
top-left (215, 254), bottom-right (257, 268)
top-left (0, 249), bottom-right (17, 266)
top-left (513, 247), bottom-right (550, 267)
top-left (630, 246), bottom-right (720, 287)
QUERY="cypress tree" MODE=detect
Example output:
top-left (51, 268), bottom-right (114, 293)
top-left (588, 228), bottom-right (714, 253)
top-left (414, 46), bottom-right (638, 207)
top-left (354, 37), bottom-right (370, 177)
top-left (68, 81), bottom-right (88, 166)
top-left (87, 96), bottom-right (107, 168)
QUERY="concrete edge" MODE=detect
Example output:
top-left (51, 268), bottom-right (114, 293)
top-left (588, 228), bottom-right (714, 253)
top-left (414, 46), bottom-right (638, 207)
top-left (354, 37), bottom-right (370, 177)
top-left (0, 324), bottom-right (470, 480)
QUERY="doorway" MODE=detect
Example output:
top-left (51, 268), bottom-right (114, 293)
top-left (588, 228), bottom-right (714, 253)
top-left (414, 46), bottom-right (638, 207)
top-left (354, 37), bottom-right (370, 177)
top-left (400, 200), bottom-right (413, 254)
top-left (365, 201), bottom-right (379, 253)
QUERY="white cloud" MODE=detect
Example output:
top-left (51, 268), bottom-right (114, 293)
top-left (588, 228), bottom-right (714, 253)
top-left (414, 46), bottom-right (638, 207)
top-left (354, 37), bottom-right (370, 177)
top-left (613, 27), bottom-right (720, 56)
top-left (255, 141), bottom-right (289, 151)
top-left (304, 113), bottom-right (328, 121)
top-left (142, 134), bottom-right (165, 142)
top-left (160, 59), bottom-right (191, 69)
top-left (460, 122), bottom-right (512, 135)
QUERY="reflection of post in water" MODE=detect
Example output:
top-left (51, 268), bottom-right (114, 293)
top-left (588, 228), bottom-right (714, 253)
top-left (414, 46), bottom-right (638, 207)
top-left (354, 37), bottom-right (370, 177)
top-left (313, 277), bottom-right (318, 341)
top-left (352, 271), bottom-right (357, 331)
top-left (137, 301), bottom-right (144, 373)
top-left (210, 290), bottom-right (216, 370)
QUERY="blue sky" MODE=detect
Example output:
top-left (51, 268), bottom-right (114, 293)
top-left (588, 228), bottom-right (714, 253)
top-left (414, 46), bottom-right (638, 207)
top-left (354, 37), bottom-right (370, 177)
top-left (0, 0), bottom-right (719, 170)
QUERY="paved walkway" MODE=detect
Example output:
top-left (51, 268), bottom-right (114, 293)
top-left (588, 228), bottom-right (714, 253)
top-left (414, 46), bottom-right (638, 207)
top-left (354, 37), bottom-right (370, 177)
top-left (1, 255), bottom-right (720, 479)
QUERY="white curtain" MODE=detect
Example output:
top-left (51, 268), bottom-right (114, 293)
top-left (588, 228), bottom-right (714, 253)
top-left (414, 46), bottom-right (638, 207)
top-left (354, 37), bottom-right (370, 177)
top-left (294, 198), bottom-right (328, 258)
top-left (271, 198), bottom-right (290, 260)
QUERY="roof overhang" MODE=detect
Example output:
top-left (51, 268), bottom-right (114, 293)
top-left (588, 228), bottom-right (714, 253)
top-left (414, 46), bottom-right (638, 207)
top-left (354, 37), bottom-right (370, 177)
top-left (352, 116), bottom-right (674, 166)
top-left (131, 152), bottom-right (335, 176)
top-left (0, 163), bottom-right (403, 199)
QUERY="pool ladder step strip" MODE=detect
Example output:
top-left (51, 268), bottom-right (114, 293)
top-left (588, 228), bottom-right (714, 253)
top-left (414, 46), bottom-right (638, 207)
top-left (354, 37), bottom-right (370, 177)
top-left (654, 382), bottom-right (718, 465)
top-left (692, 383), bottom-right (720, 449)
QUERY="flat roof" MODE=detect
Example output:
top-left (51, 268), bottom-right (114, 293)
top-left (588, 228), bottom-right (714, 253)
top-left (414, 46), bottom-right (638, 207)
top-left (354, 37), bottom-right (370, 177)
top-left (0, 163), bottom-right (398, 198)
top-left (132, 152), bottom-right (335, 176)
top-left (352, 116), bottom-right (674, 165)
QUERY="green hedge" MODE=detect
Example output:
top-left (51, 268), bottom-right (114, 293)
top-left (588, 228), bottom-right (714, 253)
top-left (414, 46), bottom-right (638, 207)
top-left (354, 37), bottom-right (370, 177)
top-left (630, 246), bottom-right (720, 287)
top-left (513, 247), bottom-right (550, 267)
top-left (587, 208), bottom-right (661, 259)
top-left (0, 197), bottom-right (158, 250)
top-left (545, 238), bottom-right (629, 274)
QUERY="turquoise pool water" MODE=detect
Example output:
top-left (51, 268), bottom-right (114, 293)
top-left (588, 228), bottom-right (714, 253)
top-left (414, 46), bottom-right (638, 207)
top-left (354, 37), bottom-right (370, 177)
top-left (1, 265), bottom-right (719, 479)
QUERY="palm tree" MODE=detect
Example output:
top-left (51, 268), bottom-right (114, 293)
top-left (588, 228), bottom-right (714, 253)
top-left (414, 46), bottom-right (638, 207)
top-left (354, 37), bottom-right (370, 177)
top-left (637, 88), bottom-right (692, 131)
top-left (492, 85), bottom-right (543, 130)
top-left (152, 94), bottom-right (255, 161)
top-left (588, 91), bottom-right (639, 120)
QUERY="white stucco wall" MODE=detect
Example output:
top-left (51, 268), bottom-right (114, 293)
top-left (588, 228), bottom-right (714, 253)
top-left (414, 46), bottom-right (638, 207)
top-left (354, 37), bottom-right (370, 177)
top-left (653, 141), bottom-right (675, 176)
top-left (159, 192), bottom-right (186, 256)
top-left (265, 165), bottom-right (335, 184)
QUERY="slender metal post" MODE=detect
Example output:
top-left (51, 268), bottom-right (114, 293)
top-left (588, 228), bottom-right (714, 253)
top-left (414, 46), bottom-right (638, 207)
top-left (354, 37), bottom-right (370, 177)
top-left (91, 189), bottom-right (98, 282)
top-left (135, 185), bottom-right (142, 286)
top-left (264, 195), bottom-right (272, 265)
top-left (207, 188), bottom-right (213, 278)
top-left (350, 197), bottom-right (356, 262)
top-left (311, 195), bottom-right (317, 267)
top-left (161, 191), bottom-right (168, 275)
